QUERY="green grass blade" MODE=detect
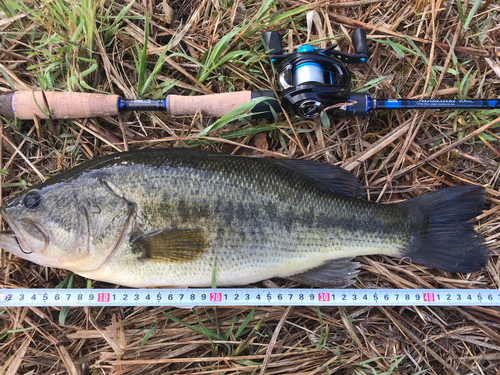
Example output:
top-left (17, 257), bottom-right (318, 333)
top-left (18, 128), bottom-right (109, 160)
top-left (136, 13), bottom-right (149, 96)
top-left (320, 113), bottom-right (330, 128)
top-left (381, 355), bottom-right (406, 374)
top-left (353, 76), bottom-right (388, 93)
top-left (315, 307), bottom-right (328, 350)
top-left (456, 0), bottom-right (466, 24)
top-left (31, 91), bottom-right (50, 117)
top-left (374, 38), bottom-right (420, 57)
top-left (138, 322), bottom-right (158, 354)
top-left (80, 0), bottom-right (96, 56)
top-left (196, 96), bottom-right (278, 138)
top-left (234, 308), bottom-right (256, 338)
top-left (478, 16), bottom-right (492, 43)
top-left (182, 124), bottom-right (279, 147)
top-left (7, 325), bottom-right (42, 334)
top-left (70, 21), bottom-right (85, 43)
top-left (249, 1), bottom-right (308, 36)
top-left (463, 0), bottom-right (483, 31)
top-left (197, 27), bottom-right (242, 83)
top-left (234, 359), bottom-right (260, 366)
top-left (162, 312), bottom-right (225, 341)
top-left (136, 13), bottom-right (177, 97)
top-left (459, 68), bottom-right (474, 98)
top-left (56, 272), bottom-right (74, 326)
top-left (378, 37), bottom-right (405, 57)
top-left (224, 315), bottom-right (238, 340)
top-left (0, 65), bottom-right (15, 90)
top-left (211, 257), bottom-right (217, 288)
top-left (445, 37), bottom-right (459, 67)
top-left (139, 44), bottom-right (170, 97)
top-left (254, 0), bottom-right (276, 21)
top-left (77, 57), bottom-right (97, 78)
top-left (403, 35), bottom-right (428, 64)
top-left (102, 0), bottom-right (135, 45)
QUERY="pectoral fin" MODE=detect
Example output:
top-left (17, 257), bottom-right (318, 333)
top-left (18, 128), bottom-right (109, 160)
top-left (132, 228), bottom-right (208, 263)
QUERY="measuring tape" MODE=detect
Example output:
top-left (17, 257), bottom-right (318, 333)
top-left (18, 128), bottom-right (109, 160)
top-left (1, 288), bottom-right (499, 307)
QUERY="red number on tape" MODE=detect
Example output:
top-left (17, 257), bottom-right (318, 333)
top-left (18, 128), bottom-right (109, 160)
top-left (423, 293), bottom-right (435, 302)
top-left (97, 293), bottom-right (111, 302)
top-left (318, 293), bottom-right (330, 302)
top-left (210, 293), bottom-right (222, 302)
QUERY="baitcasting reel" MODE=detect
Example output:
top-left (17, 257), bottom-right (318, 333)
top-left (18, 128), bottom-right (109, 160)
top-left (263, 29), bottom-right (370, 118)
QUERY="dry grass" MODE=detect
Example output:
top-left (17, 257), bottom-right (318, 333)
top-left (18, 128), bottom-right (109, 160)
top-left (1, 0), bottom-right (500, 374)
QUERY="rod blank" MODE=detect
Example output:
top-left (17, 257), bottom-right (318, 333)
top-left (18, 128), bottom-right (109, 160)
top-left (372, 98), bottom-right (500, 111)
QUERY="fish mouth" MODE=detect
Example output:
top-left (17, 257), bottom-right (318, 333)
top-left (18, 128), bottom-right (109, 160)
top-left (0, 206), bottom-right (27, 255)
top-left (0, 207), bottom-right (47, 256)
top-left (0, 228), bottom-right (24, 255)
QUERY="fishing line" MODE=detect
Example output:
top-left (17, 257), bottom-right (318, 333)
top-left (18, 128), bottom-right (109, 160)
top-left (1, 288), bottom-right (499, 307)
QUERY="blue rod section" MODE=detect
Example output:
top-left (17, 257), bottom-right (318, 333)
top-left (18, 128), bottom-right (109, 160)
top-left (374, 99), bottom-right (500, 110)
top-left (117, 98), bottom-right (167, 112)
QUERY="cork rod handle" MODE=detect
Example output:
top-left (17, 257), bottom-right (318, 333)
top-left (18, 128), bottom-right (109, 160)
top-left (0, 91), bottom-right (120, 120)
top-left (0, 90), bottom-right (264, 120)
top-left (166, 91), bottom-right (252, 117)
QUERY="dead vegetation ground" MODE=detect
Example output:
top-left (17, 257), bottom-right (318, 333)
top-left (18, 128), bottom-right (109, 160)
top-left (1, 0), bottom-right (500, 374)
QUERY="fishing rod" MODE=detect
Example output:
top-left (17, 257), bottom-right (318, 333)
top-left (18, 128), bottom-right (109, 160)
top-left (0, 28), bottom-right (499, 121)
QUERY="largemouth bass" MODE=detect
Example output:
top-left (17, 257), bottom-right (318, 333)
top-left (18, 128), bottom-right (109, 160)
top-left (0, 148), bottom-right (489, 287)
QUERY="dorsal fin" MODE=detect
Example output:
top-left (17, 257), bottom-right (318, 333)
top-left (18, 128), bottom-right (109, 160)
top-left (274, 160), bottom-right (366, 198)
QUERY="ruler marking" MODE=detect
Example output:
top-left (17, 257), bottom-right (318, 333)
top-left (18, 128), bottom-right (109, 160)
top-left (0, 289), bottom-right (499, 307)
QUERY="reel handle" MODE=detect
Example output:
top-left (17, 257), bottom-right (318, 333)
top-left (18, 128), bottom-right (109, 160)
top-left (352, 29), bottom-right (368, 56)
top-left (263, 31), bottom-right (282, 55)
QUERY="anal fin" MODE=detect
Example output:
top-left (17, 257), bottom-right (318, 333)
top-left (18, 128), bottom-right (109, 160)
top-left (286, 259), bottom-right (359, 288)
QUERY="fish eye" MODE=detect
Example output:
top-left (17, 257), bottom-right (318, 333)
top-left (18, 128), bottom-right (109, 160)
top-left (23, 191), bottom-right (42, 209)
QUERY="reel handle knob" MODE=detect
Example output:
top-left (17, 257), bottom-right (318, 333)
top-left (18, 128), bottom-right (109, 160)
top-left (352, 29), bottom-right (368, 56)
top-left (263, 31), bottom-right (282, 55)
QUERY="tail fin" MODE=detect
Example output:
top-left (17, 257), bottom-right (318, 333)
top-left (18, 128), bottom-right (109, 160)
top-left (399, 185), bottom-right (488, 273)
